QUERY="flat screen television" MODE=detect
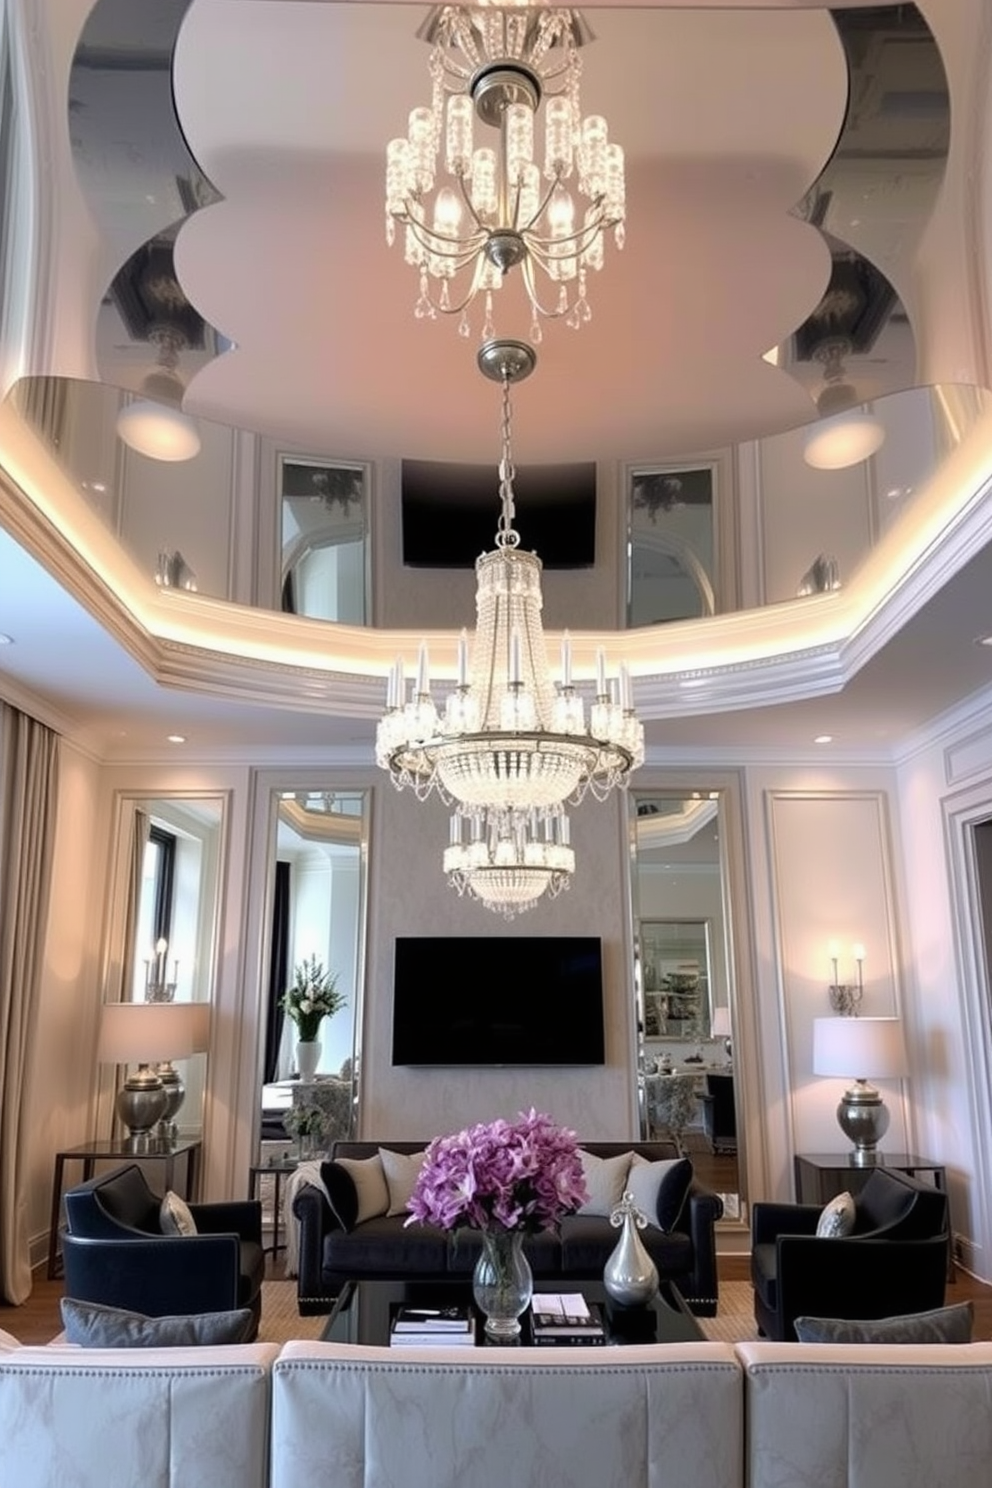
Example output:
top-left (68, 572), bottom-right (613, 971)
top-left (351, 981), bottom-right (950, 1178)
top-left (392, 936), bottom-right (605, 1067)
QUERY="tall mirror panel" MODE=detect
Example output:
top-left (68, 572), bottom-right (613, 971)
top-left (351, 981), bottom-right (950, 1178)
top-left (258, 788), bottom-right (370, 1160)
top-left (629, 790), bottom-right (744, 1224)
top-left (98, 793), bottom-right (226, 1152)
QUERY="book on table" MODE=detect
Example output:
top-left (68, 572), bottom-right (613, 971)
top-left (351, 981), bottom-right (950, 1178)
top-left (392, 1305), bottom-right (473, 1334)
top-left (390, 1304), bottom-right (476, 1345)
top-left (530, 1292), bottom-right (606, 1345)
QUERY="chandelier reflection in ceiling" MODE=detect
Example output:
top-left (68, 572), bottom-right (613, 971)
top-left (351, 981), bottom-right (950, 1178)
top-left (375, 338), bottom-right (644, 917)
top-left (384, 6), bottom-right (625, 342)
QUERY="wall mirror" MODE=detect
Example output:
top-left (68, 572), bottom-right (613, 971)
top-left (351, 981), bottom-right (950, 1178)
top-left (627, 464), bottom-right (717, 625)
top-left (98, 792), bottom-right (227, 1145)
top-left (629, 788), bottom-right (744, 1222)
top-left (280, 456), bottom-right (370, 623)
top-left (257, 786), bottom-right (370, 1157)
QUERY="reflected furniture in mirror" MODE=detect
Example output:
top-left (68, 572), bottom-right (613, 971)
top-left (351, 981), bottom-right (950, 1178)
top-left (700, 1073), bottom-right (737, 1156)
top-left (62, 1163), bottom-right (265, 1338)
top-left (629, 789), bottom-right (745, 1225)
top-left (255, 786), bottom-right (369, 1177)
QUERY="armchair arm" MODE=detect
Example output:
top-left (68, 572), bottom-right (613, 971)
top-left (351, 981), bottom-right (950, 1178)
top-left (62, 1232), bottom-right (242, 1316)
top-left (751, 1201), bottom-right (822, 1246)
top-left (292, 1182), bottom-right (341, 1316)
top-left (677, 1182), bottom-right (723, 1317)
top-left (775, 1232), bottom-right (950, 1340)
top-left (192, 1200), bottom-right (263, 1246)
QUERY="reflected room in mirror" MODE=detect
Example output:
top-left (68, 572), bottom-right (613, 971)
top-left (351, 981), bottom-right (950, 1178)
top-left (259, 789), bottom-right (369, 1162)
top-left (629, 790), bottom-right (743, 1224)
top-left (99, 794), bottom-right (224, 1148)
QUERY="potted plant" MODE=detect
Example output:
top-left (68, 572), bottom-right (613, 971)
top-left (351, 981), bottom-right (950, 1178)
top-left (280, 955), bottom-right (346, 1080)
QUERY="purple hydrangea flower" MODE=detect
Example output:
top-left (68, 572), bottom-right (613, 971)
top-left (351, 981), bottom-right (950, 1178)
top-left (405, 1109), bottom-right (589, 1234)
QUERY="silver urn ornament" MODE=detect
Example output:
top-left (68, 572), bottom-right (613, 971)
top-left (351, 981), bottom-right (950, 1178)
top-left (603, 1190), bottom-right (659, 1306)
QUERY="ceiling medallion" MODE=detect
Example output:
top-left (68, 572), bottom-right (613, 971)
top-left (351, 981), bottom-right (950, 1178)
top-left (375, 339), bottom-right (644, 917)
top-left (384, 6), bottom-right (625, 343)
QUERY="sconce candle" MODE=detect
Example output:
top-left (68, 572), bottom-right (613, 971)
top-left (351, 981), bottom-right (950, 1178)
top-left (828, 940), bottom-right (865, 1016)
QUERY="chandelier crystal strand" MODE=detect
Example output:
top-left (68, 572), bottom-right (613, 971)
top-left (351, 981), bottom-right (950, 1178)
top-left (385, 6), bottom-right (625, 341)
top-left (374, 337), bottom-right (644, 916)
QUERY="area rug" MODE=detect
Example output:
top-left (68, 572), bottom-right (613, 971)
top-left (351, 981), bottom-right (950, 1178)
top-left (258, 1278), bottom-right (757, 1345)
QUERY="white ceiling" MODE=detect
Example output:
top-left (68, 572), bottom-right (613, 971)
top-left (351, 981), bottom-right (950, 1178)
top-left (2, 0), bottom-right (992, 761)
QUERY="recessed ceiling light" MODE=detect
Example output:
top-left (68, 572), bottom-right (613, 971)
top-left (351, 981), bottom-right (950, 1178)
top-left (166, 734), bottom-right (186, 744)
top-left (0, 633), bottom-right (12, 644)
top-left (814, 734), bottom-right (833, 744)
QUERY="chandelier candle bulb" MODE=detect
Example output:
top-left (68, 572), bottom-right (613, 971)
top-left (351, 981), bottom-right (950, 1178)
top-left (457, 629), bottom-right (469, 688)
top-left (560, 632), bottom-right (572, 689)
top-left (596, 648), bottom-right (607, 699)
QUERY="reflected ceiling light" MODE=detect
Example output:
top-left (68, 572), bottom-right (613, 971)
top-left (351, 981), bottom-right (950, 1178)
top-left (803, 338), bottom-right (885, 471)
top-left (116, 329), bottom-right (201, 462)
top-left (376, 338), bottom-right (643, 917)
top-left (385, 6), bottom-right (625, 343)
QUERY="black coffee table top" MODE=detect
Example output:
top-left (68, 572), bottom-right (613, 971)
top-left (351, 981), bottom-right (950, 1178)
top-left (321, 1277), bottom-right (705, 1348)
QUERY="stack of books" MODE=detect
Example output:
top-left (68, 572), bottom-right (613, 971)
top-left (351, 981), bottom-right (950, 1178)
top-left (389, 1305), bottom-right (476, 1347)
top-left (530, 1292), bottom-right (606, 1346)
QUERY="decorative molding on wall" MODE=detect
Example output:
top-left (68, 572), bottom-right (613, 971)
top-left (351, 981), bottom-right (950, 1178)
top-left (944, 719), bottom-right (992, 788)
top-left (765, 788), bottom-right (909, 1176)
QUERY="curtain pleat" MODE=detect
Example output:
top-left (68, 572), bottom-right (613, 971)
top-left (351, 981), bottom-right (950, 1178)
top-left (0, 703), bottom-right (59, 1304)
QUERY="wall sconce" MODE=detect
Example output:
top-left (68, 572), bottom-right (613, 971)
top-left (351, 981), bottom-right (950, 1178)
top-left (812, 1015), bottom-right (907, 1166)
top-left (828, 940), bottom-right (865, 1016)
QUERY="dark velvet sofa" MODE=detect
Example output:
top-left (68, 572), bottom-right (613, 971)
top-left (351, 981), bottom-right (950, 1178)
top-left (62, 1163), bottom-right (265, 1339)
top-left (751, 1164), bottom-right (950, 1341)
top-left (293, 1138), bottom-right (724, 1317)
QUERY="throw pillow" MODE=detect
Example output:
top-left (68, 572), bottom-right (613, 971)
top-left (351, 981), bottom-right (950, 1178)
top-left (379, 1148), bottom-right (427, 1217)
top-left (794, 1302), bottom-right (974, 1346)
top-left (59, 1299), bottom-right (254, 1348)
top-left (330, 1154), bottom-right (389, 1227)
top-left (816, 1191), bottom-right (856, 1238)
top-left (159, 1190), bottom-right (197, 1236)
top-left (626, 1154), bottom-right (694, 1232)
top-left (577, 1150), bottom-right (633, 1217)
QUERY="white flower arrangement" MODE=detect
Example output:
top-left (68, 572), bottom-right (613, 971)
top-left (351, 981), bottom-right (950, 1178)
top-left (280, 954), bottom-right (346, 1042)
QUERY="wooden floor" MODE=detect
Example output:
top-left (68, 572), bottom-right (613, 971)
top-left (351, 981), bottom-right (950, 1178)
top-left (5, 1252), bottom-right (992, 1346)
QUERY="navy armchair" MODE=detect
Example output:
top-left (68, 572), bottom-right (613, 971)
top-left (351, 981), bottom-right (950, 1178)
top-left (751, 1165), bottom-right (950, 1341)
top-left (62, 1164), bottom-right (265, 1339)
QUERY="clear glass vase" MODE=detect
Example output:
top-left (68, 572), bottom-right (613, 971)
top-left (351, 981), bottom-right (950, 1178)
top-left (472, 1228), bottom-right (533, 1339)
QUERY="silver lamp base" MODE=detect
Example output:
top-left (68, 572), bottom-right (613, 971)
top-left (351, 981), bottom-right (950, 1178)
top-left (836, 1078), bottom-right (890, 1166)
top-left (154, 1061), bottom-right (186, 1143)
top-left (115, 1064), bottom-right (169, 1144)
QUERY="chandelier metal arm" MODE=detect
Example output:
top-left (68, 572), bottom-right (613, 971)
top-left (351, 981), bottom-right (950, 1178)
top-left (397, 208), bottom-right (488, 267)
top-left (519, 256), bottom-right (572, 321)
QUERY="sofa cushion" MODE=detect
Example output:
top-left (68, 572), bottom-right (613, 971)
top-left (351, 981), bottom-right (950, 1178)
top-left (560, 1214), bottom-right (693, 1276)
top-left (322, 1215), bottom-right (450, 1278)
top-left (627, 1155), bottom-right (694, 1232)
top-left (793, 1301), bottom-right (974, 1345)
top-left (60, 1298), bottom-right (255, 1347)
top-left (323, 1155), bottom-right (389, 1230)
top-left (379, 1148), bottom-right (426, 1217)
top-left (816, 1191), bottom-right (856, 1238)
top-left (160, 1190), bottom-right (198, 1237)
top-left (577, 1149), bottom-right (632, 1216)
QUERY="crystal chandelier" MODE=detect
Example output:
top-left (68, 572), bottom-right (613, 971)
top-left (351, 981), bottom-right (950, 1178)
top-left (375, 338), bottom-right (644, 916)
top-left (384, 6), bottom-right (625, 342)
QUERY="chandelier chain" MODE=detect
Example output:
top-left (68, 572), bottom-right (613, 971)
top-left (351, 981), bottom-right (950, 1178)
top-left (496, 371), bottom-right (520, 550)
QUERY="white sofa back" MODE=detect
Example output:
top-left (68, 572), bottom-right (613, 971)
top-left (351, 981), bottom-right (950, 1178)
top-left (272, 1339), bottom-right (744, 1488)
top-left (738, 1341), bottom-right (992, 1488)
top-left (0, 1333), bottom-right (279, 1488)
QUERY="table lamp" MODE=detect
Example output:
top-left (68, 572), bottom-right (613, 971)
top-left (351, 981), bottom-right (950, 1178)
top-left (812, 1016), bottom-right (907, 1166)
top-left (98, 1001), bottom-right (210, 1146)
top-left (711, 1006), bottom-right (732, 1059)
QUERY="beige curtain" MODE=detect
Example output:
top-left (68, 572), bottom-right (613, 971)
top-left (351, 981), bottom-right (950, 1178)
top-left (0, 703), bottom-right (59, 1303)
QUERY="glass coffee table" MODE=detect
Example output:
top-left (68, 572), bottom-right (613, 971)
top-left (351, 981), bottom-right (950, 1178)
top-left (321, 1277), bottom-right (705, 1347)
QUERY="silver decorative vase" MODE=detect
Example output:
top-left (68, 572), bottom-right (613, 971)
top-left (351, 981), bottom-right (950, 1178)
top-left (603, 1191), bottom-right (659, 1306)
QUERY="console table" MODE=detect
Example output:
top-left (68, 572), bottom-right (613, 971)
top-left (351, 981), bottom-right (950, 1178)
top-left (248, 1158), bottom-right (299, 1258)
top-left (47, 1136), bottom-right (202, 1279)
